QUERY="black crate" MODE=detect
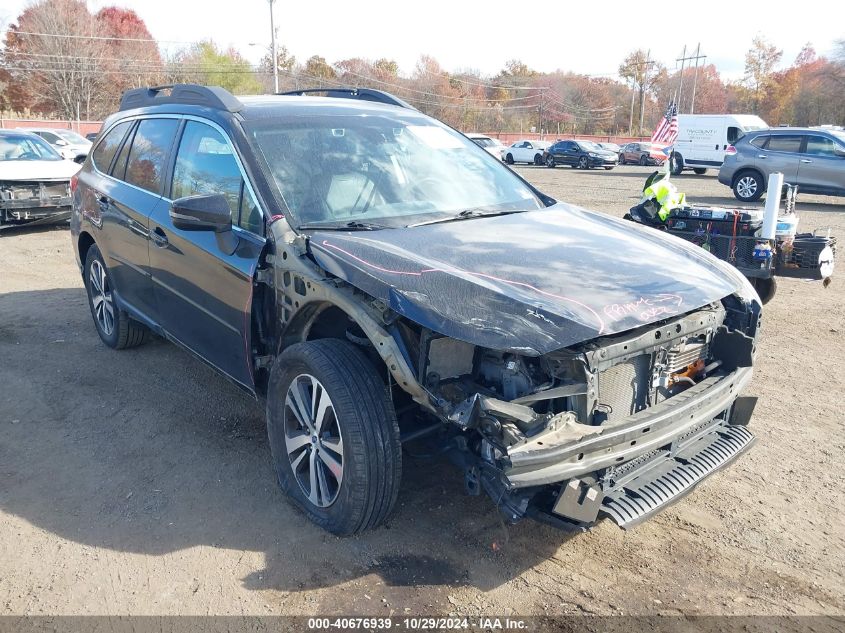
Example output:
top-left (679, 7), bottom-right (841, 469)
top-left (776, 234), bottom-right (837, 278)
top-left (664, 229), bottom-right (774, 275)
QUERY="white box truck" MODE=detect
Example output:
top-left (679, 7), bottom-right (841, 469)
top-left (671, 114), bottom-right (768, 175)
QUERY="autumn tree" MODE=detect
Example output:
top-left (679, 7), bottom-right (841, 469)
top-left (619, 50), bottom-right (661, 135)
top-left (96, 6), bottom-right (163, 97)
top-left (742, 35), bottom-right (782, 113)
top-left (303, 55), bottom-right (337, 83)
top-left (169, 41), bottom-right (261, 94)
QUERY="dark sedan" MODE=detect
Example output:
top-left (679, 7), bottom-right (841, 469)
top-left (620, 142), bottom-right (665, 166)
top-left (543, 139), bottom-right (617, 169)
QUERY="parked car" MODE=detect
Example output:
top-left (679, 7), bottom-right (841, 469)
top-left (619, 142), bottom-right (665, 166)
top-left (72, 84), bottom-right (762, 536)
top-left (597, 142), bottom-right (622, 158)
top-left (719, 127), bottom-right (845, 202)
top-left (23, 127), bottom-right (92, 163)
top-left (0, 130), bottom-right (80, 228)
top-left (502, 139), bottom-right (552, 165)
top-left (543, 139), bottom-right (618, 169)
top-left (672, 114), bottom-right (768, 175)
top-left (85, 131), bottom-right (99, 142)
top-left (465, 133), bottom-right (505, 159)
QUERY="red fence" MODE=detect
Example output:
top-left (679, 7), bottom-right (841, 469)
top-left (0, 118), bottom-right (101, 136)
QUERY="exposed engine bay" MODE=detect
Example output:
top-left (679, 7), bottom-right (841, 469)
top-left (380, 297), bottom-right (760, 530)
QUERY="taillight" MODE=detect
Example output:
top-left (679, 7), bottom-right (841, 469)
top-left (725, 145), bottom-right (737, 156)
top-left (70, 174), bottom-right (78, 193)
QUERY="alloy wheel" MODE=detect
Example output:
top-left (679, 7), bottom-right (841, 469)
top-left (737, 176), bottom-right (758, 199)
top-left (284, 373), bottom-right (344, 508)
top-left (89, 259), bottom-right (115, 336)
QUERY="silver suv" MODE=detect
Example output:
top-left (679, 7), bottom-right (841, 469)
top-left (719, 127), bottom-right (845, 202)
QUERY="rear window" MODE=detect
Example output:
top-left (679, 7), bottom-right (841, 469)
top-left (749, 135), bottom-right (769, 149)
top-left (805, 135), bottom-right (838, 157)
top-left (92, 121), bottom-right (131, 173)
top-left (124, 118), bottom-right (179, 195)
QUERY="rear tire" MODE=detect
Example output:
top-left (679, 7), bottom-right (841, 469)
top-left (639, 155), bottom-right (648, 166)
top-left (578, 156), bottom-right (590, 169)
top-left (670, 152), bottom-right (684, 175)
top-left (545, 156), bottom-right (556, 168)
top-left (733, 171), bottom-right (764, 202)
top-left (693, 167), bottom-right (707, 175)
top-left (266, 339), bottom-right (402, 536)
top-left (84, 245), bottom-right (148, 349)
top-left (751, 276), bottom-right (777, 304)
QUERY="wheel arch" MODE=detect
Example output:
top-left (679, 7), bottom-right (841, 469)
top-left (77, 231), bottom-right (96, 271)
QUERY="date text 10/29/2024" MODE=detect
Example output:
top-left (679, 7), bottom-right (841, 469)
top-left (307, 617), bottom-right (529, 630)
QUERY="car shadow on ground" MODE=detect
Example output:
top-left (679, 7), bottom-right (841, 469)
top-left (0, 287), bottom-right (577, 608)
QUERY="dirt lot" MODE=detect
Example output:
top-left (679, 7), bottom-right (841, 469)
top-left (1, 166), bottom-right (843, 617)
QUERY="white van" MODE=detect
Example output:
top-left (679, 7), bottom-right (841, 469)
top-left (671, 114), bottom-right (768, 175)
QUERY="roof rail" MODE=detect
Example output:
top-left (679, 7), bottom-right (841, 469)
top-left (278, 88), bottom-right (416, 111)
top-left (119, 84), bottom-right (244, 113)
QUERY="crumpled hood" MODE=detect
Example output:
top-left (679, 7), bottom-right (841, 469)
top-left (308, 204), bottom-right (754, 354)
top-left (0, 159), bottom-right (81, 181)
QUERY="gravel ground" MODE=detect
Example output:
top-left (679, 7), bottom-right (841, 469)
top-left (0, 165), bottom-right (842, 617)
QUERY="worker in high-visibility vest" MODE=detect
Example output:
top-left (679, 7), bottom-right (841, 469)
top-left (641, 177), bottom-right (687, 221)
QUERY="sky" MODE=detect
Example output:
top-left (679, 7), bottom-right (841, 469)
top-left (1, 0), bottom-right (841, 81)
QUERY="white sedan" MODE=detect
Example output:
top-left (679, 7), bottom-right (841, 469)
top-left (0, 130), bottom-right (81, 228)
top-left (465, 133), bottom-right (506, 159)
top-left (502, 139), bottom-right (551, 165)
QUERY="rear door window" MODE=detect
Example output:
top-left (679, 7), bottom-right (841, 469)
top-left (124, 118), bottom-right (179, 195)
top-left (92, 121), bottom-right (132, 173)
top-left (766, 135), bottom-right (803, 153)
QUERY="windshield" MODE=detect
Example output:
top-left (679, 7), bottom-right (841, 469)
top-left (246, 113), bottom-right (544, 228)
top-left (829, 131), bottom-right (845, 145)
top-left (472, 137), bottom-right (494, 147)
top-left (0, 134), bottom-right (63, 161)
top-left (55, 129), bottom-right (89, 144)
top-left (579, 141), bottom-right (603, 151)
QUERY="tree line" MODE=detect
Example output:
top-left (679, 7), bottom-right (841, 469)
top-left (2, 0), bottom-right (844, 134)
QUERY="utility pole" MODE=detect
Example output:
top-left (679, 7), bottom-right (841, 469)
top-left (268, 0), bottom-right (279, 93)
top-left (676, 45), bottom-right (707, 113)
top-left (690, 43), bottom-right (707, 114)
top-left (625, 51), bottom-right (654, 135)
top-left (638, 49), bottom-right (652, 136)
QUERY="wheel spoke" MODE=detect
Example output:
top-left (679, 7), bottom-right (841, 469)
top-left (286, 391), bottom-right (311, 432)
top-left (316, 459), bottom-right (331, 505)
top-left (308, 450), bottom-right (320, 505)
top-left (92, 294), bottom-right (103, 310)
top-left (286, 432), bottom-right (311, 454)
top-left (89, 267), bottom-right (102, 293)
top-left (103, 294), bottom-right (114, 318)
top-left (289, 447), bottom-right (308, 471)
top-left (318, 448), bottom-right (343, 481)
top-left (313, 388), bottom-right (332, 434)
top-left (321, 436), bottom-right (342, 455)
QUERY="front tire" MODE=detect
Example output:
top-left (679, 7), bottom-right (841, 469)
top-left (670, 152), bottom-right (684, 175)
top-left (693, 167), bottom-right (707, 175)
top-left (266, 339), bottom-right (402, 536)
top-left (84, 245), bottom-right (148, 349)
top-left (733, 171), bottom-right (764, 202)
top-left (578, 156), bottom-right (590, 169)
top-left (533, 153), bottom-right (542, 166)
top-left (639, 154), bottom-right (648, 166)
top-left (505, 153), bottom-right (514, 165)
top-left (545, 156), bottom-right (556, 168)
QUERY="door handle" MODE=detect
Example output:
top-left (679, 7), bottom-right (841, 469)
top-left (800, 159), bottom-right (812, 163)
top-left (757, 155), bottom-right (767, 159)
top-left (151, 227), bottom-right (169, 248)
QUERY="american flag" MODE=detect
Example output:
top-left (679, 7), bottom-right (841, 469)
top-left (651, 101), bottom-right (679, 145)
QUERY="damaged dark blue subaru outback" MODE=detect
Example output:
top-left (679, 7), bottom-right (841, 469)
top-left (71, 85), bottom-right (762, 535)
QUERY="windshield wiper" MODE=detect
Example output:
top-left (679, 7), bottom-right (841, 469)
top-left (407, 208), bottom-right (526, 227)
top-left (297, 220), bottom-right (391, 231)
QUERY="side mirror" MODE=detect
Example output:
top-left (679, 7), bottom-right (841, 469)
top-left (835, 147), bottom-right (845, 158)
top-left (170, 194), bottom-right (232, 232)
